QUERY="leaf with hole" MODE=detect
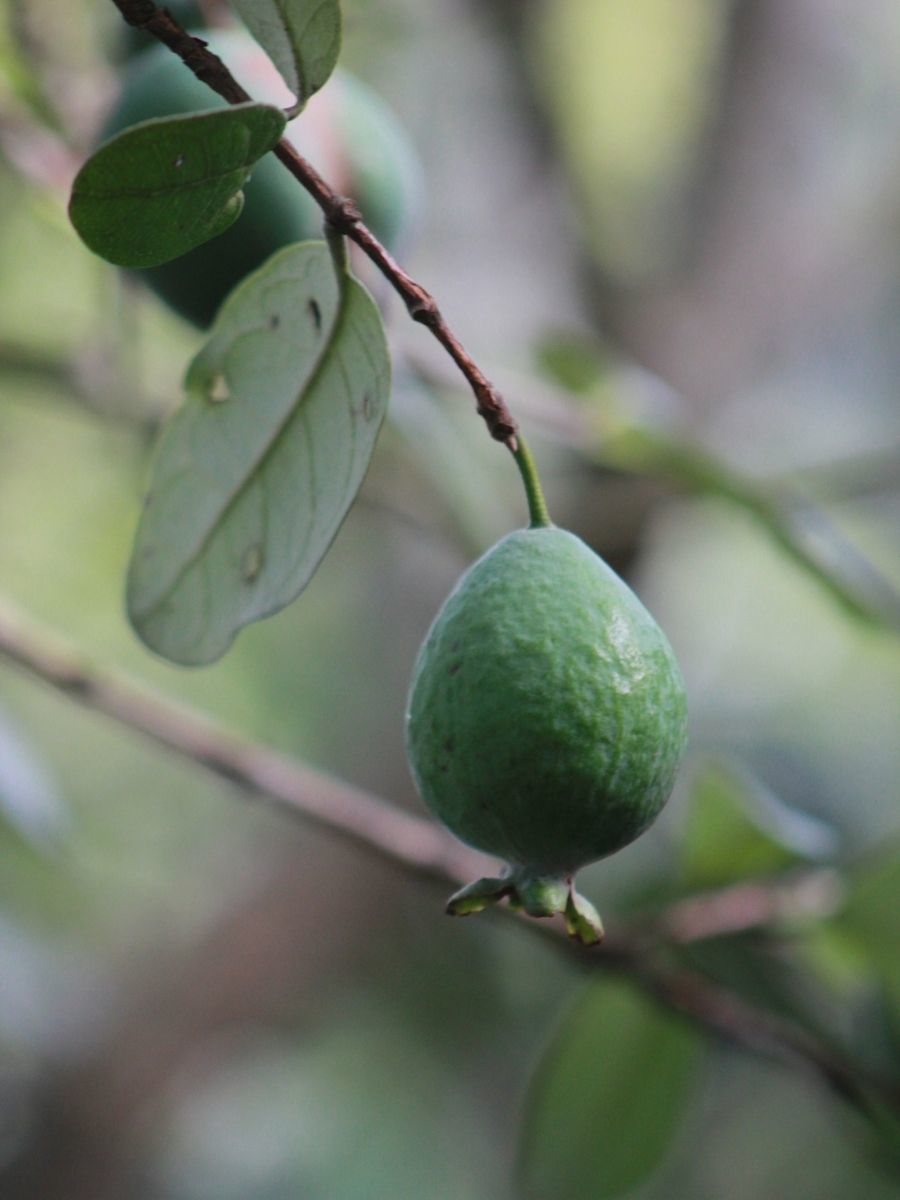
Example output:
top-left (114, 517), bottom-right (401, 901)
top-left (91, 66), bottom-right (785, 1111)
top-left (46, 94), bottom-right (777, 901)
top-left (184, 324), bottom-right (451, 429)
top-left (519, 979), bottom-right (702, 1200)
top-left (230, 0), bottom-right (342, 108)
top-left (68, 103), bottom-right (286, 267)
top-left (126, 240), bottom-right (390, 665)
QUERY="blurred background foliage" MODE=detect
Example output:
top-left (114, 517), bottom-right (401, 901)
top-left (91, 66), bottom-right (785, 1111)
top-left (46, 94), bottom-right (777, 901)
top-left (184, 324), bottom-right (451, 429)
top-left (0, 0), bottom-right (898, 1196)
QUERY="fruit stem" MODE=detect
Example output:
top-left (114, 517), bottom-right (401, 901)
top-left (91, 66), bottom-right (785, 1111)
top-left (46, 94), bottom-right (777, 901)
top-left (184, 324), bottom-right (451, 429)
top-left (513, 436), bottom-right (552, 528)
top-left (325, 220), bottom-right (350, 281)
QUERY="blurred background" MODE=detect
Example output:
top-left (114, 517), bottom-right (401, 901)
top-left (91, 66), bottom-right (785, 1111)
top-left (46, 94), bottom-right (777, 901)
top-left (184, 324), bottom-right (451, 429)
top-left (0, 1), bottom-right (899, 1196)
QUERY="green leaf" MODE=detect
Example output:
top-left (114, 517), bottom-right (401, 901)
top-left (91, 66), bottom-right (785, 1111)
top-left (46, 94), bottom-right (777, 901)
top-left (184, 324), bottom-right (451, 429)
top-left (230, 0), bottom-right (342, 108)
top-left (126, 241), bottom-right (390, 665)
top-left (0, 709), bottom-right (67, 850)
top-left (68, 103), bottom-right (286, 267)
top-left (519, 979), bottom-right (702, 1200)
top-left (834, 849), bottom-right (900, 1000)
top-left (534, 331), bottom-right (607, 394)
top-left (680, 760), bottom-right (837, 890)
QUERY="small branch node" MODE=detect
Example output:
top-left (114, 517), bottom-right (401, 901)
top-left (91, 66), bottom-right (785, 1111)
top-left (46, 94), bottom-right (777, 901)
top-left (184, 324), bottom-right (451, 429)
top-left (325, 196), bottom-right (362, 234)
top-left (406, 294), bottom-right (439, 325)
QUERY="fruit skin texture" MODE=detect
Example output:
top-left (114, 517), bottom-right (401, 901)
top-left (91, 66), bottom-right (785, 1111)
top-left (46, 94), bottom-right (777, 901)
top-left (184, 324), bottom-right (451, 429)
top-left (405, 527), bottom-right (687, 936)
top-left (102, 30), bottom-right (421, 327)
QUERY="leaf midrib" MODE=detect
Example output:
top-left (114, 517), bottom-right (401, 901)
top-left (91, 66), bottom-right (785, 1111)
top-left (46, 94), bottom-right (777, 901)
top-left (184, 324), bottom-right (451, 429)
top-left (135, 264), bottom-right (354, 623)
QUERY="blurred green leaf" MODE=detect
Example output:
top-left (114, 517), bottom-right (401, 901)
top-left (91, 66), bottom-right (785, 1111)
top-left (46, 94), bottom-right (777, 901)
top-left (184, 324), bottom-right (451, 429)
top-left (523, 343), bottom-right (900, 633)
top-left (529, 0), bottom-right (729, 280)
top-left (127, 240), bottom-right (390, 665)
top-left (801, 919), bottom-right (900, 1086)
top-left (68, 104), bottom-right (286, 267)
top-left (847, 986), bottom-right (900, 1095)
top-left (601, 426), bottom-right (900, 633)
top-left (231, 0), bottom-right (342, 108)
top-left (855, 1095), bottom-right (900, 1174)
top-left (834, 850), bottom-right (900, 1000)
top-left (680, 761), bottom-right (837, 890)
top-left (519, 979), bottom-right (702, 1200)
top-left (534, 331), bottom-right (607, 395)
top-left (0, 708), bottom-right (66, 850)
top-left (389, 367), bottom-right (519, 555)
top-left (0, 7), bottom-right (59, 128)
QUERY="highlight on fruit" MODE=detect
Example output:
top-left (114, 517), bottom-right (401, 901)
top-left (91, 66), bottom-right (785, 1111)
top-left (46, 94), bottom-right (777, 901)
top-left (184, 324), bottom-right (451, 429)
top-left (405, 513), bottom-right (688, 946)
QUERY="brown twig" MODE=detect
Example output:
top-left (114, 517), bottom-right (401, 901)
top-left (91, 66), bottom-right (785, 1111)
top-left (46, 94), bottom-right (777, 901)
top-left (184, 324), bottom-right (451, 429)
top-left (107, 0), bottom-right (518, 448)
top-left (1, 597), bottom-right (898, 1122)
top-left (0, 601), bottom-right (482, 889)
top-left (655, 871), bottom-right (844, 944)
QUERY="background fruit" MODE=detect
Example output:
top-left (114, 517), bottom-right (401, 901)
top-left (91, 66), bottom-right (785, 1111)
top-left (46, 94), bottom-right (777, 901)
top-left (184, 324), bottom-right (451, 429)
top-left (119, 0), bottom-right (207, 59)
top-left (406, 526), bottom-right (687, 920)
top-left (103, 29), bottom-right (422, 326)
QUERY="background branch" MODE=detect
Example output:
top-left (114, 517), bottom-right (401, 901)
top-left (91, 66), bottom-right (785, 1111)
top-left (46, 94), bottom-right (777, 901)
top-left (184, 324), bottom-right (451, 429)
top-left (0, 601), bottom-right (481, 889)
top-left (1, 598), bottom-right (896, 1122)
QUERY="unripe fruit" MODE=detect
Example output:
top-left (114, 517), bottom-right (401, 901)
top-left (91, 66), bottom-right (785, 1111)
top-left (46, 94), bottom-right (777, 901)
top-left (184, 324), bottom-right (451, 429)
top-left (102, 30), bottom-right (422, 327)
top-left (405, 526), bottom-right (687, 943)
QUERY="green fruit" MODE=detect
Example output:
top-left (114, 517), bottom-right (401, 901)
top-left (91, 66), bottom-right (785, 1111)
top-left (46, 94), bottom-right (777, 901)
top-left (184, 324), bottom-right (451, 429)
top-left (102, 30), bottom-right (422, 327)
top-left (405, 525), bottom-right (688, 943)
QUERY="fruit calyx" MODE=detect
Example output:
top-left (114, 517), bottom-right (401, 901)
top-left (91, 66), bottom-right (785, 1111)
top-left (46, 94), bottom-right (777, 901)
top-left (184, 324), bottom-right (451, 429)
top-left (446, 868), bottom-right (604, 946)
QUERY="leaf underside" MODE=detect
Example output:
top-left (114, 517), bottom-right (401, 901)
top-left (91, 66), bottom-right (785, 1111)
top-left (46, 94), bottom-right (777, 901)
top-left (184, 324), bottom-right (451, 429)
top-left (230, 0), bottom-right (342, 107)
top-left (68, 103), bottom-right (286, 267)
top-left (127, 241), bottom-right (390, 665)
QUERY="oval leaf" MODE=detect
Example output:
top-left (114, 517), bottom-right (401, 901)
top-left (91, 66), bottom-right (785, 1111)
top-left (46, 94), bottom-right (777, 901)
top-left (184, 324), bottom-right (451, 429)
top-left (230, 0), bottom-right (342, 107)
top-left (126, 241), bottom-right (390, 665)
top-left (680, 760), bottom-right (838, 891)
top-left (69, 103), bottom-right (287, 267)
top-left (519, 980), bottom-right (702, 1200)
